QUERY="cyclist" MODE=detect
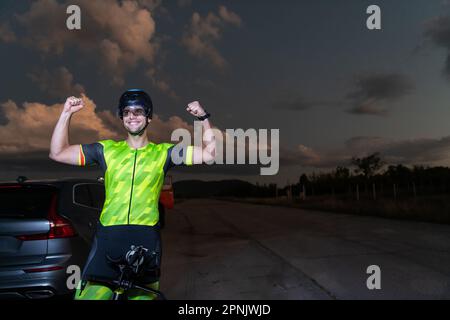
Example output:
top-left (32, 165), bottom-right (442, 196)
top-left (49, 89), bottom-right (215, 300)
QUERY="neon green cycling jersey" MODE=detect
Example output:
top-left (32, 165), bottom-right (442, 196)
top-left (78, 140), bottom-right (193, 226)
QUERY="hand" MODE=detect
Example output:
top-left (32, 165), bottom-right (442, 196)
top-left (63, 96), bottom-right (84, 115)
top-left (186, 101), bottom-right (206, 118)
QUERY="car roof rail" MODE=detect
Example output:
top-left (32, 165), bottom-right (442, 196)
top-left (16, 176), bottom-right (28, 183)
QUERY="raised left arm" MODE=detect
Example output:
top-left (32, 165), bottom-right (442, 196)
top-left (186, 101), bottom-right (216, 164)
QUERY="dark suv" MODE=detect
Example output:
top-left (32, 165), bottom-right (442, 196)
top-left (0, 177), bottom-right (104, 299)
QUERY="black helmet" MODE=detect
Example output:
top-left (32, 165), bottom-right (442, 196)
top-left (117, 89), bottom-right (153, 119)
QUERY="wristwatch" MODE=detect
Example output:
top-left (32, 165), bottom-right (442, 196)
top-left (197, 112), bottom-right (211, 121)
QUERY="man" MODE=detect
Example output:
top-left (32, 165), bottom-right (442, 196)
top-left (49, 89), bottom-right (215, 299)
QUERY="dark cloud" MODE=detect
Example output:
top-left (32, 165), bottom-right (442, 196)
top-left (381, 136), bottom-right (450, 164)
top-left (182, 6), bottom-right (241, 69)
top-left (346, 73), bottom-right (414, 116)
top-left (424, 15), bottom-right (450, 79)
top-left (2, 0), bottom-right (162, 88)
top-left (276, 135), bottom-right (450, 172)
top-left (342, 135), bottom-right (450, 165)
top-left (424, 15), bottom-right (450, 50)
top-left (271, 73), bottom-right (412, 114)
top-left (27, 67), bottom-right (85, 98)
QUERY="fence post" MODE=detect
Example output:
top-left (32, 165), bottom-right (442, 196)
top-left (413, 181), bottom-right (417, 199)
top-left (356, 184), bottom-right (360, 201)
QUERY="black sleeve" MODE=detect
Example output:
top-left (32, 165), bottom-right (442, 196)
top-left (163, 146), bottom-right (185, 174)
top-left (80, 143), bottom-right (103, 167)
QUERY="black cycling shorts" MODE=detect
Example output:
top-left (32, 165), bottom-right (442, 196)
top-left (81, 223), bottom-right (162, 285)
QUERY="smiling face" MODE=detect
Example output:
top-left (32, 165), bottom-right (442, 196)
top-left (122, 106), bottom-right (150, 135)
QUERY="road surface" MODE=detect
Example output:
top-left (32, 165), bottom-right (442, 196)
top-left (160, 199), bottom-right (450, 299)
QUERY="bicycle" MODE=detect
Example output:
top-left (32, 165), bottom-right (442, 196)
top-left (85, 245), bottom-right (166, 300)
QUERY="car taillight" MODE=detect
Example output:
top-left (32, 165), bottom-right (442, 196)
top-left (47, 216), bottom-right (76, 239)
top-left (16, 193), bottom-right (76, 241)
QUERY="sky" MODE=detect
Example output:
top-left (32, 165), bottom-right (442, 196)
top-left (2, 0), bottom-right (450, 186)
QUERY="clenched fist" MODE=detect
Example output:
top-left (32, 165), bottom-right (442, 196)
top-left (186, 101), bottom-right (206, 118)
top-left (63, 96), bottom-right (84, 115)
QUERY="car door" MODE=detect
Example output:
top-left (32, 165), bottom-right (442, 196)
top-left (72, 183), bottom-right (104, 242)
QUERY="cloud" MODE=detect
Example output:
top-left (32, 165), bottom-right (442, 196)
top-left (0, 22), bottom-right (16, 43)
top-left (424, 14), bottom-right (450, 79)
top-left (280, 145), bottom-right (323, 166)
top-left (218, 5), bottom-right (242, 27)
top-left (344, 136), bottom-right (389, 155)
top-left (372, 136), bottom-right (450, 164)
top-left (270, 73), bottom-right (412, 114)
top-left (346, 73), bottom-right (414, 116)
top-left (27, 67), bottom-right (85, 98)
top-left (145, 68), bottom-right (179, 100)
top-left (342, 135), bottom-right (450, 165)
top-left (0, 95), bottom-right (120, 153)
top-left (182, 6), bottom-right (241, 69)
top-left (5, 0), bottom-right (160, 87)
top-left (147, 115), bottom-right (193, 143)
top-left (279, 135), bottom-right (450, 170)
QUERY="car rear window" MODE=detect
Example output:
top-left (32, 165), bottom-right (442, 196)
top-left (0, 185), bottom-right (57, 219)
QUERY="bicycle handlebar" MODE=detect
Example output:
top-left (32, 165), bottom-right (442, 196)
top-left (86, 245), bottom-right (165, 300)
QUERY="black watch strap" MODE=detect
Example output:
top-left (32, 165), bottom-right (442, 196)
top-left (197, 112), bottom-right (211, 121)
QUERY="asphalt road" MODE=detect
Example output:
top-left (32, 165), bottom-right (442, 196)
top-left (160, 199), bottom-right (450, 300)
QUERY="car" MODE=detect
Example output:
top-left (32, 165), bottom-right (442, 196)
top-left (0, 177), bottom-right (104, 299)
top-left (0, 175), bottom-right (175, 299)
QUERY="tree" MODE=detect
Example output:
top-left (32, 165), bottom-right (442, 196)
top-left (385, 164), bottom-right (411, 181)
top-left (351, 153), bottom-right (384, 178)
top-left (335, 166), bottom-right (350, 180)
top-left (299, 174), bottom-right (309, 186)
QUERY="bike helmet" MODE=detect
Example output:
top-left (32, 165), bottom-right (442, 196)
top-left (117, 89), bottom-right (153, 120)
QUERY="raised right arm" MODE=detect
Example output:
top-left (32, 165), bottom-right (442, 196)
top-left (49, 96), bottom-right (84, 165)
